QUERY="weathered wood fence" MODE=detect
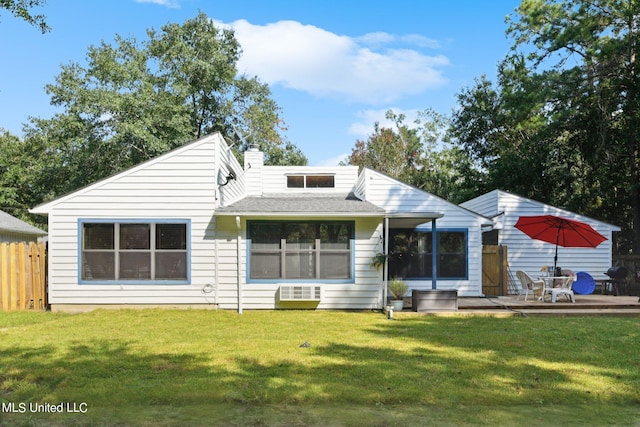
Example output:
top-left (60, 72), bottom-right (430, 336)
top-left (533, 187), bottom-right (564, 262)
top-left (0, 242), bottom-right (47, 311)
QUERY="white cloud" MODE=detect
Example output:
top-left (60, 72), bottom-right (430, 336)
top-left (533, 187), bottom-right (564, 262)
top-left (225, 19), bottom-right (449, 105)
top-left (348, 108), bottom-right (422, 138)
top-left (314, 152), bottom-right (351, 167)
top-left (135, 0), bottom-right (180, 8)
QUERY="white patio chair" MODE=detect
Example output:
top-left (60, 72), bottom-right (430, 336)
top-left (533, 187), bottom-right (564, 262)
top-left (546, 275), bottom-right (576, 303)
top-left (516, 271), bottom-right (544, 301)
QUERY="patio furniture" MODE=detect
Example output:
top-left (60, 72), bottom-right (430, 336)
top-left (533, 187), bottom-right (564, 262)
top-left (516, 270), bottom-right (544, 301)
top-left (541, 275), bottom-right (576, 303)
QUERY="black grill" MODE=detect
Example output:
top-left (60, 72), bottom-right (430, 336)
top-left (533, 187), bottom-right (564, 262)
top-left (605, 266), bottom-right (629, 295)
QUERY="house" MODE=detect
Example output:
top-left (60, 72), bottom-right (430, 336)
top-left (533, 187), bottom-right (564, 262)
top-left (0, 209), bottom-right (47, 242)
top-left (31, 133), bottom-right (493, 312)
top-left (460, 190), bottom-right (620, 283)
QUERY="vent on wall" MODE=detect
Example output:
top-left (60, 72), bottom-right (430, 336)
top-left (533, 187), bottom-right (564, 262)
top-left (279, 285), bottom-right (321, 301)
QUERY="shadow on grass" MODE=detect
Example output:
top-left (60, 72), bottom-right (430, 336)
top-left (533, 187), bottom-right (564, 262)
top-left (0, 314), bottom-right (639, 425)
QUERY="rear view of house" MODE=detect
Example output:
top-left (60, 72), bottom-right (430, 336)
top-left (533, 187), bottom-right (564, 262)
top-left (32, 133), bottom-right (492, 312)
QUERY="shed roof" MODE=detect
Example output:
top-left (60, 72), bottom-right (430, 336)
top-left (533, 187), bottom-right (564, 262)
top-left (216, 193), bottom-right (385, 217)
top-left (0, 210), bottom-right (46, 235)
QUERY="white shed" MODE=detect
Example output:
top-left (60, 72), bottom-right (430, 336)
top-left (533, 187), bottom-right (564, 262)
top-left (460, 190), bottom-right (620, 283)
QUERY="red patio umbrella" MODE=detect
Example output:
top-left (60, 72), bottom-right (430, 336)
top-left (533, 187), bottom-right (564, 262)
top-left (514, 215), bottom-right (607, 274)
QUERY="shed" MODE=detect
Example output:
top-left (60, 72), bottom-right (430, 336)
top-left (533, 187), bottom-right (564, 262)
top-left (460, 190), bottom-right (620, 282)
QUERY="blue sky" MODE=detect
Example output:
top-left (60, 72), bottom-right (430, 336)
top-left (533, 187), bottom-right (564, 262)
top-left (0, 0), bottom-right (521, 166)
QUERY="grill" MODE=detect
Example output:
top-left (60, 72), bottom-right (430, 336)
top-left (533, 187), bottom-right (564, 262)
top-left (605, 266), bottom-right (629, 295)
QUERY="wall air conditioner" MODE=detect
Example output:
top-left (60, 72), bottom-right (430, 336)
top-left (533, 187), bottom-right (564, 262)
top-left (279, 285), bottom-right (322, 301)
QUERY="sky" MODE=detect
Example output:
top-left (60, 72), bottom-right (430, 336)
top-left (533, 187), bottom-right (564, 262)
top-left (0, 0), bottom-right (522, 166)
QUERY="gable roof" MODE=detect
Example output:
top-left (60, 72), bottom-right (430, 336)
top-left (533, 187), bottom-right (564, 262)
top-left (0, 210), bottom-right (46, 235)
top-left (462, 189), bottom-right (621, 231)
top-left (358, 168), bottom-right (494, 225)
top-left (30, 133), bottom-right (232, 215)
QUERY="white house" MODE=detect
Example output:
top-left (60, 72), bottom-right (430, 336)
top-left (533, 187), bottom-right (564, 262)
top-left (31, 133), bottom-right (492, 312)
top-left (460, 190), bottom-right (621, 283)
top-left (0, 209), bottom-right (47, 243)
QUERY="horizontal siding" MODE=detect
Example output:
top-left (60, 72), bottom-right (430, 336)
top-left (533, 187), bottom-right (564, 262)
top-left (47, 135), bottom-right (247, 306)
top-left (463, 191), bottom-right (617, 282)
top-left (221, 216), bottom-right (385, 310)
top-left (360, 169), bottom-right (486, 296)
top-left (0, 231), bottom-right (43, 243)
top-left (259, 166), bottom-right (359, 194)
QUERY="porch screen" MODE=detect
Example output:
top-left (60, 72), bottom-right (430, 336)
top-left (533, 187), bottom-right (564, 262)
top-left (248, 221), bottom-right (353, 280)
top-left (81, 221), bottom-right (188, 283)
top-left (388, 229), bottom-right (467, 279)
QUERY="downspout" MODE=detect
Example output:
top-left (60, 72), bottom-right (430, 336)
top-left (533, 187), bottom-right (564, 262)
top-left (383, 217), bottom-right (389, 306)
top-left (214, 217), bottom-right (219, 305)
top-left (432, 218), bottom-right (437, 290)
top-left (236, 215), bottom-right (243, 314)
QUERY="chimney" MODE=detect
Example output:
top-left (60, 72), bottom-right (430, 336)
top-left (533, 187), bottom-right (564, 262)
top-left (244, 144), bottom-right (263, 196)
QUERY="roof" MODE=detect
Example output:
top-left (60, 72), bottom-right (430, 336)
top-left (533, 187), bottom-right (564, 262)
top-left (0, 210), bottom-right (47, 235)
top-left (216, 193), bottom-right (386, 217)
top-left (30, 133), bottom-right (232, 215)
top-left (462, 189), bottom-right (621, 231)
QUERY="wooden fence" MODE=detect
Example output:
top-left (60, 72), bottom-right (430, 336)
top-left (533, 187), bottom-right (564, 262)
top-left (0, 242), bottom-right (47, 311)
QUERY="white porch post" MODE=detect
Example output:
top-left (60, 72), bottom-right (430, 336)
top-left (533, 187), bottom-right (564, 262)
top-left (236, 215), bottom-right (243, 314)
top-left (432, 218), bottom-right (437, 290)
top-left (384, 216), bottom-right (389, 306)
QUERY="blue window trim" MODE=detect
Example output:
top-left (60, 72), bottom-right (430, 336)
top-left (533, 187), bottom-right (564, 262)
top-left (246, 220), bottom-right (356, 284)
top-left (78, 218), bottom-right (191, 285)
top-left (392, 227), bottom-right (469, 281)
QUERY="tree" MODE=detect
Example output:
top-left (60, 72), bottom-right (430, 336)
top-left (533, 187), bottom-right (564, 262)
top-left (23, 12), bottom-right (306, 203)
top-left (0, 0), bottom-right (49, 32)
top-left (0, 129), bottom-right (49, 227)
top-left (345, 109), bottom-right (482, 202)
top-left (345, 110), bottom-right (423, 184)
top-left (506, 0), bottom-right (640, 253)
top-left (452, 0), bottom-right (640, 253)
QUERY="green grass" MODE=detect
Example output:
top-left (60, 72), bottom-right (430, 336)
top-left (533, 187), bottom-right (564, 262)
top-left (0, 310), bottom-right (639, 426)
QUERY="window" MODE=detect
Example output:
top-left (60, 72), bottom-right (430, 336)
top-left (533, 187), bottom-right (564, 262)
top-left (248, 221), bottom-right (353, 281)
top-left (388, 229), bottom-right (467, 279)
top-left (80, 220), bottom-right (189, 283)
top-left (286, 175), bottom-right (335, 188)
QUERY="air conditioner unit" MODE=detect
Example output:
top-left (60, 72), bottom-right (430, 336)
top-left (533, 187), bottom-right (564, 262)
top-left (279, 285), bottom-right (321, 301)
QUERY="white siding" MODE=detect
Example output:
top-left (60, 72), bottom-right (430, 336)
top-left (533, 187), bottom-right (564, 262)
top-left (213, 216), bottom-right (384, 310)
top-left (259, 166), bottom-right (359, 194)
top-left (39, 134), bottom-right (246, 307)
top-left (36, 135), bottom-right (507, 310)
top-left (0, 231), bottom-right (42, 243)
top-left (461, 190), bottom-right (620, 283)
top-left (359, 168), bottom-right (491, 296)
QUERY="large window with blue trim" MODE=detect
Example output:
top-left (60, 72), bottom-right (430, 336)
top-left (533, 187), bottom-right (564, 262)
top-left (389, 228), bottom-right (467, 279)
top-left (80, 220), bottom-right (189, 283)
top-left (248, 221), bottom-right (354, 281)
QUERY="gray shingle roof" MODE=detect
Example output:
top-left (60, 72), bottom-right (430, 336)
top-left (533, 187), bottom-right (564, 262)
top-left (216, 193), bottom-right (385, 216)
top-left (0, 210), bottom-right (47, 235)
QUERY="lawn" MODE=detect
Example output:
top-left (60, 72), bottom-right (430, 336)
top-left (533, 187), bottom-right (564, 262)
top-left (0, 309), bottom-right (639, 426)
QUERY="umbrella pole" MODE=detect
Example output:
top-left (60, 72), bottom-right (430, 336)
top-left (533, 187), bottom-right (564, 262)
top-left (553, 226), bottom-right (561, 275)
